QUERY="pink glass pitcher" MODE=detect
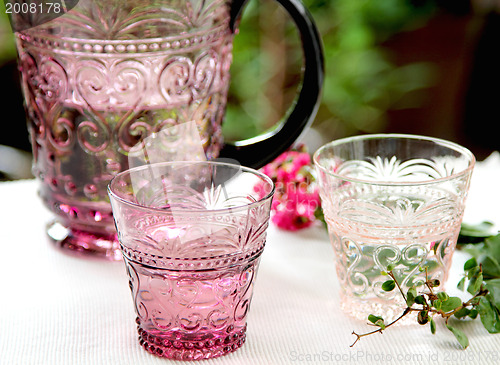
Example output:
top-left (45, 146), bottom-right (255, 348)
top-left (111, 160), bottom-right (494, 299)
top-left (8, 0), bottom-right (323, 259)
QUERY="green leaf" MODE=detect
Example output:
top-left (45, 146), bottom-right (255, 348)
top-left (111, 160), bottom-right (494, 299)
top-left (464, 257), bottom-right (478, 271)
top-left (446, 324), bottom-right (469, 349)
top-left (460, 221), bottom-right (495, 236)
top-left (430, 317), bottom-right (436, 334)
top-left (437, 292), bottom-right (449, 301)
top-left (382, 279), bottom-right (396, 292)
top-left (485, 234), bottom-right (500, 258)
top-left (432, 299), bottom-right (442, 310)
top-left (368, 314), bottom-right (383, 324)
top-left (374, 319), bottom-right (386, 330)
top-left (466, 265), bottom-right (480, 280)
top-left (485, 278), bottom-right (500, 309)
top-left (479, 254), bottom-right (500, 279)
top-left (406, 287), bottom-right (417, 306)
top-left (477, 296), bottom-right (500, 333)
top-left (468, 309), bottom-right (479, 319)
top-left (464, 244), bottom-right (486, 262)
top-left (440, 297), bottom-right (462, 313)
top-left (415, 295), bottom-right (426, 305)
top-left (467, 272), bottom-right (483, 295)
top-left (368, 314), bottom-right (386, 330)
top-left (454, 307), bottom-right (471, 319)
top-left (457, 277), bottom-right (466, 291)
top-left (459, 221), bottom-right (495, 244)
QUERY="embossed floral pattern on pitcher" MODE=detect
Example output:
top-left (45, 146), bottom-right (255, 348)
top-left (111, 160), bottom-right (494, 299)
top-left (13, 0), bottom-right (324, 258)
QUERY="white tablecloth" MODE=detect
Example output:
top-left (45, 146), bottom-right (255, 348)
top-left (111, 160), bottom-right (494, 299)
top-left (1, 154), bottom-right (500, 365)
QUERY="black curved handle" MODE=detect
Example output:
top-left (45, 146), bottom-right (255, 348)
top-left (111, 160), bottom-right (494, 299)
top-left (219, 0), bottom-right (325, 169)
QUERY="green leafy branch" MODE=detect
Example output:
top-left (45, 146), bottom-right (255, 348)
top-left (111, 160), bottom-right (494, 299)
top-left (351, 221), bottom-right (500, 349)
top-left (351, 266), bottom-right (487, 349)
top-left (459, 222), bottom-right (500, 334)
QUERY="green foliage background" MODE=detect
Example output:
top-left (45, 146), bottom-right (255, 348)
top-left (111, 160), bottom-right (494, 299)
top-left (0, 1), bottom-right (16, 65)
top-left (225, 0), bottom-right (440, 143)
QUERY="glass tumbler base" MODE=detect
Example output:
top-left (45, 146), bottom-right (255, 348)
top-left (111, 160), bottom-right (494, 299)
top-left (137, 323), bottom-right (247, 360)
top-left (46, 220), bottom-right (121, 261)
top-left (340, 291), bottom-right (417, 325)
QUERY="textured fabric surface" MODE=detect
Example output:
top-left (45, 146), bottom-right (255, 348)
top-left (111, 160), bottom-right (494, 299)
top-left (1, 153), bottom-right (500, 365)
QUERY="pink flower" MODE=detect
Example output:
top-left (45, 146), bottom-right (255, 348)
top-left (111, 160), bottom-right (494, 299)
top-left (254, 145), bottom-right (322, 231)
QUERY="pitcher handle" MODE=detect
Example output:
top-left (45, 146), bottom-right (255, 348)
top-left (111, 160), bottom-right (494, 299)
top-left (218, 0), bottom-right (325, 169)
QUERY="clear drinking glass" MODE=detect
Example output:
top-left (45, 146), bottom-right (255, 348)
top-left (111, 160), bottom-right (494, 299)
top-left (108, 161), bottom-right (274, 360)
top-left (313, 134), bottom-right (475, 323)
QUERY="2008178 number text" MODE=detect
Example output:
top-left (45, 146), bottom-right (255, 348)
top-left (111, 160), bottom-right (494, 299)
top-left (5, 2), bottom-right (62, 14)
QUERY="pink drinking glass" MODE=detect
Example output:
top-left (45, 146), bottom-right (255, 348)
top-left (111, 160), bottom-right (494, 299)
top-left (108, 161), bottom-right (274, 360)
